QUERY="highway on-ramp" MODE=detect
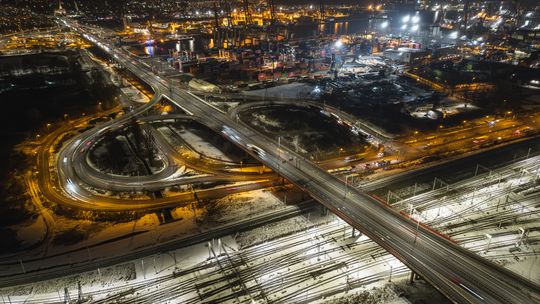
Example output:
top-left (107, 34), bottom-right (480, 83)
top-left (54, 19), bottom-right (540, 304)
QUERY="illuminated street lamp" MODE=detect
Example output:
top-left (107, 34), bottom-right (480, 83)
top-left (381, 21), bottom-right (389, 29)
top-left (402, 15), bottom-right (410, 23)
top-left (485, 234), bottom-right (492, 252)
top-left (413, 209), bottom-right (420, 245)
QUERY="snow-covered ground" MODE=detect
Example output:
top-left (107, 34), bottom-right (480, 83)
top-left (165, 124), bottom-right (234, 163)
top-left (243, 82), bottom-right (315, 99)
top-left (410, 102), bottom-right (479, 119)
top-left (15, 216), bottom-right (47, 248)
top-left (1, 214), bottom-right (409, 304)
top-left (4, 155), bottom-right (539, 303)
top-left (207, 100), bottom-right (240, 113)
top-left (387, 155), bottom-right (540, 283)
top-left (0, 188), bottom-right (293, 277)
top-left (204, 189), bottom-right (289, 224)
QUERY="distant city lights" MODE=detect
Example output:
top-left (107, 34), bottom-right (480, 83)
top-left (401, 12), bottom-right (421, 33)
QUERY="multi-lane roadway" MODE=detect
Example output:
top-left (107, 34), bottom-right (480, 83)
top-left (53, 18), bottom-right (540, 303)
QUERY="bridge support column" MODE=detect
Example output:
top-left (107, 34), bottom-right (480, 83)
top-left (518, 227), bottom-right (526, 247)
top-left (64, 287), bottom-right (70, 304)
top-left (77, 281), bottom-right (82, 302)
top-left (321, 206), bottom-right (328, 216)
top-left (409, 271), bottom-right (415, 284)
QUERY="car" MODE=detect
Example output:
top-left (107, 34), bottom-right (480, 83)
top-left (472, 136), bottom-right (488, 144)
top-left (451, 277), bottom-right (485, 300)
top-left (345, 156), bottom-right (364, 163)
top-left (247, 144), bottom-right (266, 156)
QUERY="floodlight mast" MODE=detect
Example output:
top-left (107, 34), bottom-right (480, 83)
top-left (319, 0), bottom-right (326, 36)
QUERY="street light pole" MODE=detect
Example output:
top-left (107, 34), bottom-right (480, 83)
top-left (485, 234), bottom-right (492, 252)
top-left (19, 259), bottom-right (26, 274)
top-left (141, 259), bottom-right (146, 279)
top-left (413, 209), bottom-right (420, 245)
